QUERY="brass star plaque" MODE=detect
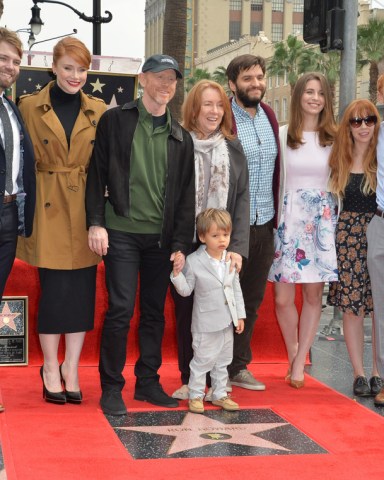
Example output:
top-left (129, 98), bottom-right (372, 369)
top-left (0, 297), bottom-right (28, 365)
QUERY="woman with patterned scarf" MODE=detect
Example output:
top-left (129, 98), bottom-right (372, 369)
top-left (171, 80), bottom-right (250, 401)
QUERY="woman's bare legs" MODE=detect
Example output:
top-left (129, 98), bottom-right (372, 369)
top-left (275, 282), bottom-right (324, 382)
top-left (274, 283), bottom-right (299, 368)
top-left (60, 331), bottom-right (86, 391)
top-left (291, 282), bottom-right (324, 381)
top-left (39, 333), bottom-right (62, 392)
top-left (343, 312), bottom-right (365, 378)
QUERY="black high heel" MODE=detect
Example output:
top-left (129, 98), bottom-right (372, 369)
top-left (59, 364), bottom-right (83, 404)
top-left (40, 366), bottom-right (66, 404)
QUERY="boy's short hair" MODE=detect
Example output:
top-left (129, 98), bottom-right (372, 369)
top-left (196, 208), bottom-right (232, 236)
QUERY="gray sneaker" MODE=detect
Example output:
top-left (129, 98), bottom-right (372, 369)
top-left (230, 369), bottom-right (266, 391)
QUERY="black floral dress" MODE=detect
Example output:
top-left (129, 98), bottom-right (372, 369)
top-left (327, 173), bottom-right (376, 316)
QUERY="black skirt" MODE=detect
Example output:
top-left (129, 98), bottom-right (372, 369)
top-left (37, 266), bottom-right (97, 334)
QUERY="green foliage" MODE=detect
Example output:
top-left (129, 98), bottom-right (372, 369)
top-left (268, 34), bottom-right (306, 91)
top-left (299, 48), bottom-right (341, 86)
top-left (185, 68), bottom-right (212, 92)
top-left (212, 66), bottom-right (228, 87)
top-left (357, 18), bottom-right (384, 103)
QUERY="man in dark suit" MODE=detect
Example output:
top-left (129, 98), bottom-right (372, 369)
top-left (0, 28), bottom-right (36, 412)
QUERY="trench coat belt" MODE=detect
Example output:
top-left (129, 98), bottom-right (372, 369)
top-left (36, 163), bottom-right (87, 192)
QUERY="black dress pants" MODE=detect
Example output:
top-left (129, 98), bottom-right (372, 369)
top-left (228, 220), bottom-right (275, 377)
top-left (99, 229), bottom-right (172, 392)
top-left (0, 202), bottom-right (18, 300)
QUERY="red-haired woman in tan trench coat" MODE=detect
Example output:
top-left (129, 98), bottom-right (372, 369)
top-left (17, 37), bottom-right (106, 405)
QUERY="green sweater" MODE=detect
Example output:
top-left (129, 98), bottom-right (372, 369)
top-left (105, 99), bottom-right (170, 233)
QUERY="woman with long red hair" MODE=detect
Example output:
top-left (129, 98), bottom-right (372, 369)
top-left (328, 99), bottom-right (382, 397)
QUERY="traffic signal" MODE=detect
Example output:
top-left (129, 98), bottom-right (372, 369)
top-left (303, 0), bottom-right (345, 52)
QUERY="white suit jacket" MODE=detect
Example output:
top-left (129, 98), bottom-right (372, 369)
top-left (171, 245), bottom-right (246, 332)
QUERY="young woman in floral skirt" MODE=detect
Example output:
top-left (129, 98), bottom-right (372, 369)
top-left (268, 72), bottom-right (338, 388)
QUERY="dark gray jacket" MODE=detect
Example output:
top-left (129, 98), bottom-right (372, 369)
top-left (85, 99), bottom-right (195, 254)
top-left (225, 138), bottom-right (250, 258)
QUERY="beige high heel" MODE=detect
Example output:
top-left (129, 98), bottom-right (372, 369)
top-left (285, 367), bottom-right (292, 382)
top-left (289, 377), bottom-right (305, 389)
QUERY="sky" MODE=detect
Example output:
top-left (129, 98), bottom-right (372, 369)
top-left (1, 0), bottom-right (145, 60)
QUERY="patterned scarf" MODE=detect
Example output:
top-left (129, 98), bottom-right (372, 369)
top-left (191, 131), bottom-right (230, 218)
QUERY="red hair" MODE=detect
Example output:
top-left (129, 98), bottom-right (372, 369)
top-left (182, 80), bottom-right (234, 140)
top-left (53, 37), bottom-right (91, 69)
top-left (328, 99), bottom-right (379, 197)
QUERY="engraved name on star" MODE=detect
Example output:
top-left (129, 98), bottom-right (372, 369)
top-left (90, 78), bottom-right (106, 93)
top-left (117, 412), bottom-right (289, 455)
top-left (0, 302), bottom-right (21, 331)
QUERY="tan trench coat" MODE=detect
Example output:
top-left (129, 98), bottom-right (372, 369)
top-left (17, 81), bottom-right (106, 269)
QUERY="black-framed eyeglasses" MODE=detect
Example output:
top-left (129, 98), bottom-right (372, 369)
top-left (349, 115), bottom-right (378, 128)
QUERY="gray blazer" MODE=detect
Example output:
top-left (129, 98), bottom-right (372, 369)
top-left (171, 245), bottom-right (246, 332)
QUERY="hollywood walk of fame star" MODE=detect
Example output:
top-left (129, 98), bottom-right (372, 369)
top-left (0, 302), bottom-right (21, 331)
top-left (90, 78), bottom-right (106, 93)
top-left (117, 412), bottom-right (289, 456)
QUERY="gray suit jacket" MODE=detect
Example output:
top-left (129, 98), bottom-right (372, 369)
top-left (171, 245), bottom-right (246, 332)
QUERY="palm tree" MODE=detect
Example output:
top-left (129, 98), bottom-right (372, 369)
top-left (212, 66), bottom-right (228, 87)
top-left (185, 68), bottom-right (212, 92)
top-left (268, 34), bottom-right (306, 93)
top-left (357, 19), bottom-right (384, 104)
top-left (163, 0), bottom-right (187, 121)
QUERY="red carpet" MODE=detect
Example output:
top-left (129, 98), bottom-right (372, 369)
top-left (0, 364), bottom-right (383, 479)
top-left (3, 260), bottom-right (303, 365)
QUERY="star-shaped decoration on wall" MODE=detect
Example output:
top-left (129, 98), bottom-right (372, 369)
top-left (108, 94), bottom-right (118, 109)
top-left (0, 302), bottom-right (20, 331)
top-left (118, 412), bottom-right (288, 456)
top-left (117, 86), bottom-right (124, 93)
top-left (90, 78), bottom-right (106, 93)
top-left (36, 84), bottom-right (42, 90)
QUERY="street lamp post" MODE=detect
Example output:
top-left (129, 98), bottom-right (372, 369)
top-left (16, 28), bottom-right (36, 49)
top-left (28, 0), bottom-right (113, 55)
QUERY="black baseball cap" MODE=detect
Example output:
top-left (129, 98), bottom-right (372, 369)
top-left (142, 54), bottom-right (183, 79)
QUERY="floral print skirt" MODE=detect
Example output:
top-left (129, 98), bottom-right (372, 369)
top-left (268, 189), bottom-right (338, 283)
top-left (327, 210), bottom-right (374, 316)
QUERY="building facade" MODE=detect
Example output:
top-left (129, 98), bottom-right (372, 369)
top-left (145, 0), bottom-right (304, 60)
top-left (145, 0), bottom-right (382, 123)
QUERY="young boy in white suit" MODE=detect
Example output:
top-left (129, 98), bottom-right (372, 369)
top-left (171, 209), bottom-right (245, 413)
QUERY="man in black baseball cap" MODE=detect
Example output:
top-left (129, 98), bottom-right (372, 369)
top-left (86, 50), bottom-right (194, 415)
top-left (142, 54), bottom-right (183, 79)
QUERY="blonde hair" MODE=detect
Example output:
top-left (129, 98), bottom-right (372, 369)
top-left (196, 208), bottom-right (232, 236)
top-left (328, 99), bottom-right (379, 198)
top-left (0, 27), bottom-right (23, 59)
top-left (182, 80), bottom-right (235, 140)
top-left (288, 72), bottom-right (337, 149)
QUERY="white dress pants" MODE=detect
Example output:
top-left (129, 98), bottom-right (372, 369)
top-left (188, 325), bottom-right (233, 400)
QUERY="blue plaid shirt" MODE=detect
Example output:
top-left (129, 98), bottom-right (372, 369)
top-left (232, 100), bottom-right (277, 225)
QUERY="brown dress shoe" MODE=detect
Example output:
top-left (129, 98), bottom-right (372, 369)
top-left (374, 387), bottom-right (384, 406)
top-left (0, 403), bottom-right (5, 412)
